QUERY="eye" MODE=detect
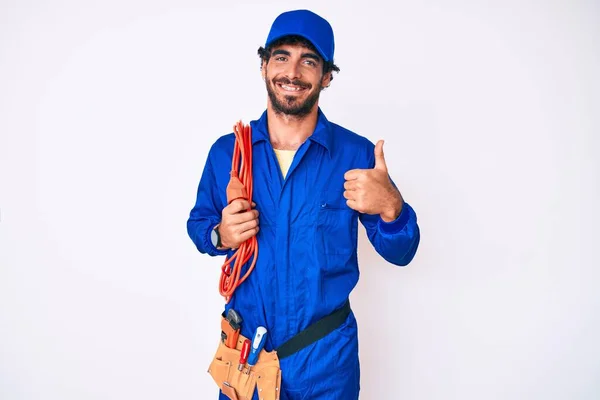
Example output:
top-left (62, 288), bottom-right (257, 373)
top-left (274, 56), bottom-right (287, 62)
top-left (304, 60), bottom-right (316, 67)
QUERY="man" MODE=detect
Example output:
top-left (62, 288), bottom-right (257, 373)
top-left (187, 9), bottom-right (420, 400)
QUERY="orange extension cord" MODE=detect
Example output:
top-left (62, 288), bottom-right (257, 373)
top-left (219, 121), bottom-right (258, 303)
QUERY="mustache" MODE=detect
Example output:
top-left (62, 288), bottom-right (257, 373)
top-left (273, 77), bottom-right (311, 89)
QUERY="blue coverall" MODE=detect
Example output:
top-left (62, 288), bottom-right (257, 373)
top-left (187, 108), bottom-right (420, 400)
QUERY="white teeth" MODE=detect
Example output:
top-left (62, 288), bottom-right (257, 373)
top-left (280, 84), bottom-right (302, 91)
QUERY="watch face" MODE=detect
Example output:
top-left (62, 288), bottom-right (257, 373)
top-left (211, 227), bottom-right (219, 247)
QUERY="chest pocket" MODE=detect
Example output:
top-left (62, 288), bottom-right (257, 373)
top-left (315, 189), bottom-right (358, 255)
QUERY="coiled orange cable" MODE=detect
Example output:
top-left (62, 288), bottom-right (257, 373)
top-left (219, 121), bottom-right (258, 303)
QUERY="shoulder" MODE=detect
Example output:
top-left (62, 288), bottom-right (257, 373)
top-left (212, 132), bottom-right (236, 151)
top-left (206, 132), bottom-right (236, 164)
top-left (330, 122), bottom-right (374, 148)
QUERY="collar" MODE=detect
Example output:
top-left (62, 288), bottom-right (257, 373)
top-left (250, 107), bottom-right (333, 156)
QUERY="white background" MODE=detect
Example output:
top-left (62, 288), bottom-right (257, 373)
top-left (1, 0), bottom-right (599, 399)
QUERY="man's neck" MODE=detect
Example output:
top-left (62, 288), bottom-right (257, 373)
top-left (266, 103), bottom-right (319, 150)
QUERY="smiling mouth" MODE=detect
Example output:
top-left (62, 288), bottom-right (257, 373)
top-left (276, 82), bottom-right (308, 93)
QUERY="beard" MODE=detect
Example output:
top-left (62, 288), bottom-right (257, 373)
top-left (266, 76), bottom-right (322, 117)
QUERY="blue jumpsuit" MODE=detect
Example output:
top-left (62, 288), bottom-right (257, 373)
top-left (187, 108), bottom-right (420, 399)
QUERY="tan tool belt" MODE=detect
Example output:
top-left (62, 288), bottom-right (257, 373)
top-left (208, 320), bottom-right (281, 400)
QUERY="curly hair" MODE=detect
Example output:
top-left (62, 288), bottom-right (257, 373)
top-left (257, 35), bottom-right (340, 80)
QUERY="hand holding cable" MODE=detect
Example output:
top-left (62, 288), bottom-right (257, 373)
top-left (218, 199), bottom-right (259, 250)
top-left (219, 121), bottom-right (259, 303)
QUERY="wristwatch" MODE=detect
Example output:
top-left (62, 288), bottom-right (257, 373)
top-left (211, 224), bottom-right (223, 249)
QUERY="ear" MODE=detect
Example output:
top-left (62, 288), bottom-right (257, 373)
top-left (321, 71), bottom-right (332, 89)
top-left (261, 60), bottom-right (267, 80)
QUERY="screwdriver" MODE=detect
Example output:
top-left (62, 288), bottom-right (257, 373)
top-left (238, 339), bottom-right (251, 371)
top-left (246, 326), bottom-right (267, 374)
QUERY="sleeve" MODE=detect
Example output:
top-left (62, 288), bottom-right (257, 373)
top-left (359, 201), bottom-right (420, 266)
top-left (358, 141), bottom-right (421, 266)
top-left (186, 146), bottom-right (229, 257)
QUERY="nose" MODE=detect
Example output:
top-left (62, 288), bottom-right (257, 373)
top-left (284, 60), bottom-right (302, 81)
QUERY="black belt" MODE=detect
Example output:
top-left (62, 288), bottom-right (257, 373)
top-left (275, 300), bottom-right (351, 360)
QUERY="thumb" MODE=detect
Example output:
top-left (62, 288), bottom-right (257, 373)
top-left (374, 140), bottom-right (387, 171)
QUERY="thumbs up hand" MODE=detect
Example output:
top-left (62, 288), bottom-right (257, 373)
top-left (343, 140), bottom-right (404, 222)
top-left (373, 139), bottom-right (389, 172)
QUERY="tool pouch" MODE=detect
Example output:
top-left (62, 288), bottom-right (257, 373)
top-left (208, 321), bottom-right (282, 400)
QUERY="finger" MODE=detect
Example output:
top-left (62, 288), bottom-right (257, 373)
top-left (374, 140), bottom-right (388, 172)
top-left (238, 226), bottom-right (260, 243)
top-left (344, 169), bottom-right (363, 181)
top-left (346, 199), bottom-right (359, 211)
top-left (237, 218), bottom-right (259, 234)
top-left (225, 199), bottom-right (251, 215)
top-left (344, 180), bottom-right (358, 191)
top-left (230, 209), bottom-right (259, 224)
top-left (343, 190), bottom-right (356, 201)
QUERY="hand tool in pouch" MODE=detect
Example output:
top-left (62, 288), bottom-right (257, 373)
top-left (246, 326), bottom-right (267, 374)
top-left (238, 339), bottom-right (251, 371)
top-left (221, 309), bottom-right (243, 348)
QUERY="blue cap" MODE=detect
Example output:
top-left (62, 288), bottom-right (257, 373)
top-left (265, 10), bottom-right (335, 62)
